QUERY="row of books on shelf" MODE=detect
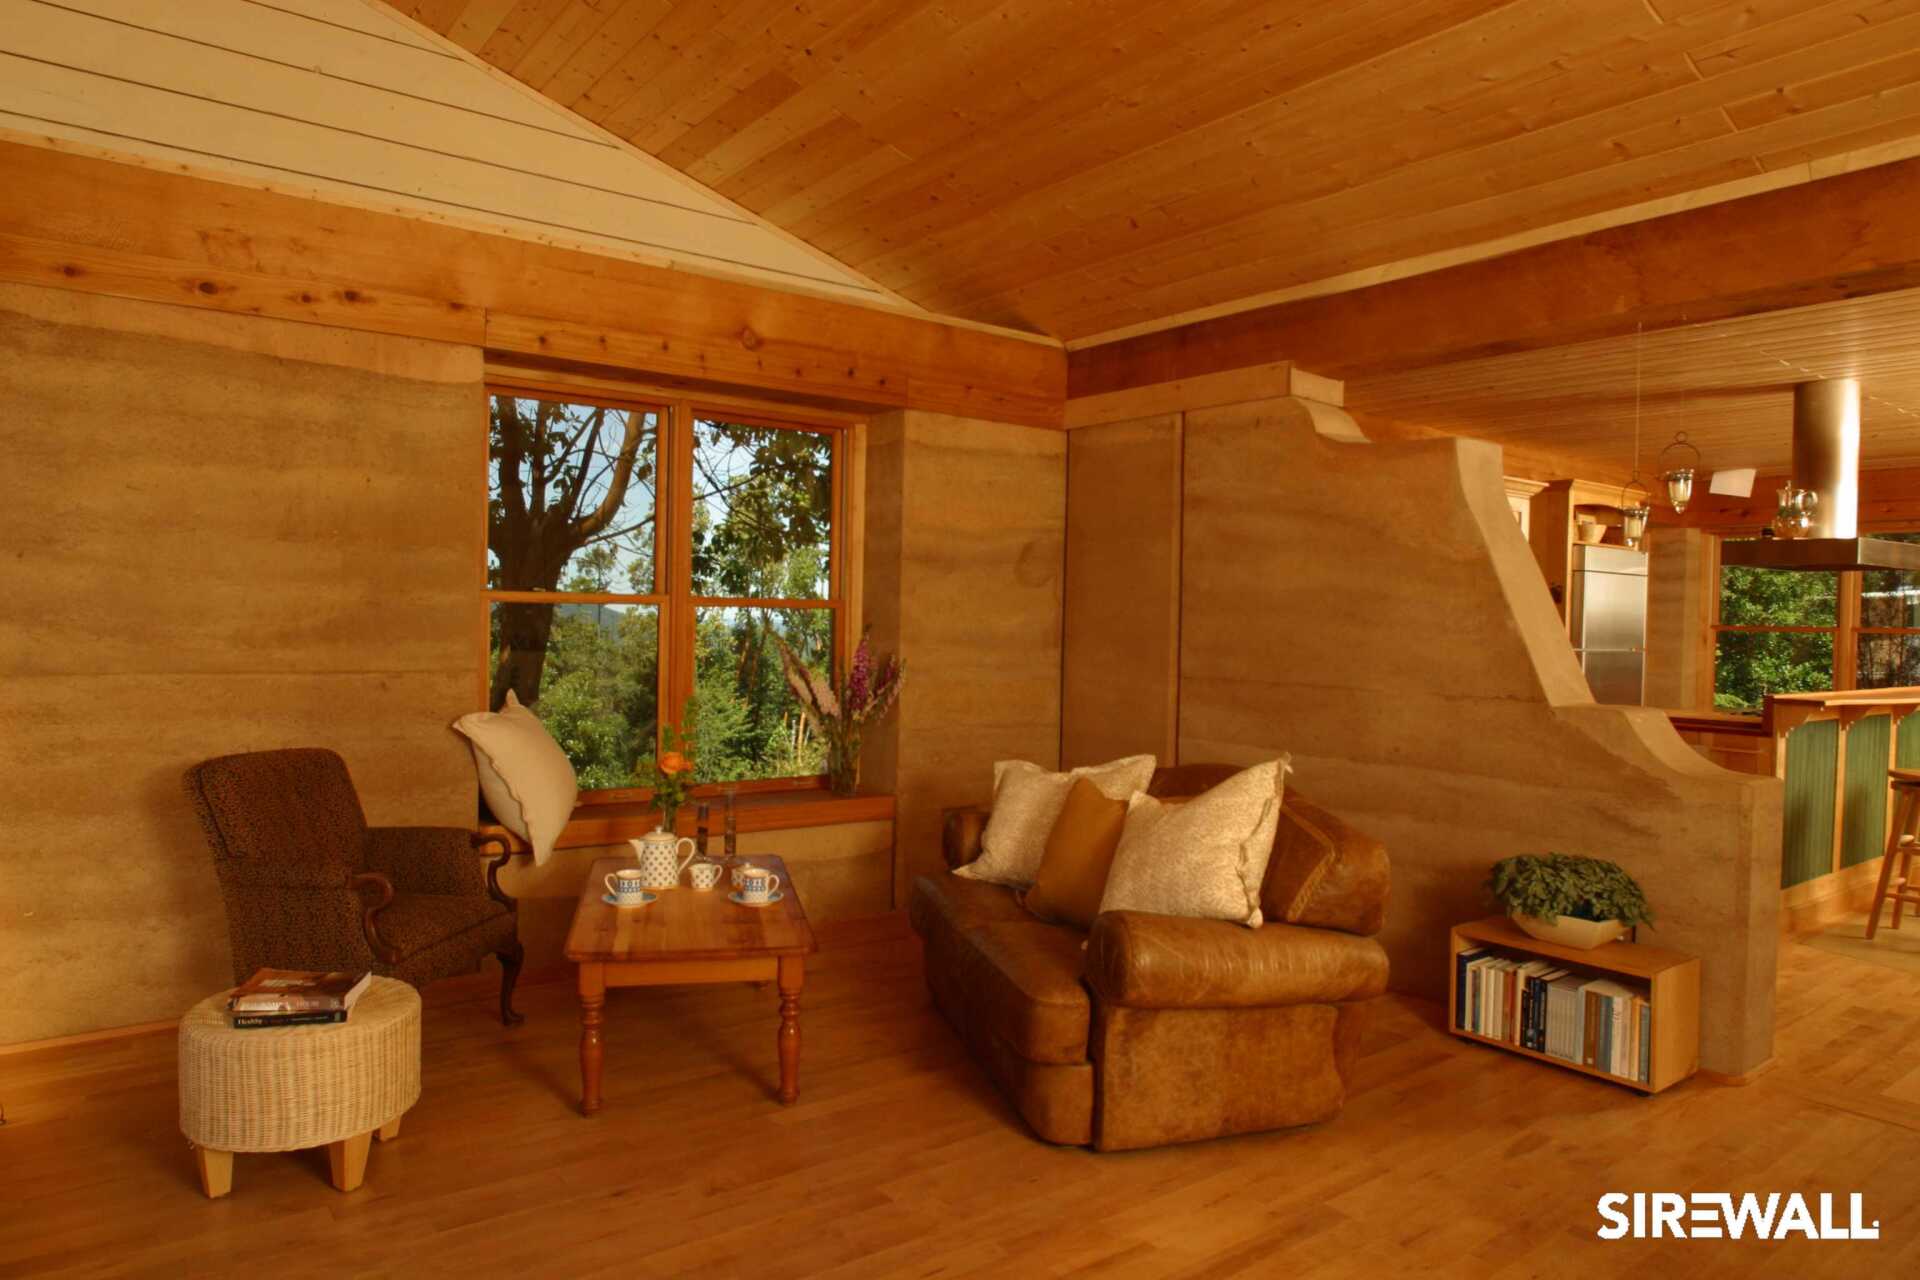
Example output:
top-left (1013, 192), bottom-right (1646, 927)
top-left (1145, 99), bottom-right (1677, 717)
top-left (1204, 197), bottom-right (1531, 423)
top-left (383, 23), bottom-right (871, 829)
top-left (226, 969), bottom-right (372, 1029)
top-left (1455, 947), bottom-right (1651, 1085)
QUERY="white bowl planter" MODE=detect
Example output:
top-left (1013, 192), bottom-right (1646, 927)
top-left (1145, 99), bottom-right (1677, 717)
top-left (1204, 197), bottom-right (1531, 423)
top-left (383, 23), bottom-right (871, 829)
top-left (1509, 911), bottom-right (1627, 950)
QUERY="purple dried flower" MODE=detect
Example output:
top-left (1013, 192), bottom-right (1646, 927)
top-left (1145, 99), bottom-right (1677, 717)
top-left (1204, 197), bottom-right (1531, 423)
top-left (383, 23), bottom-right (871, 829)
top-left (847, 633), bottom-right (873, 716)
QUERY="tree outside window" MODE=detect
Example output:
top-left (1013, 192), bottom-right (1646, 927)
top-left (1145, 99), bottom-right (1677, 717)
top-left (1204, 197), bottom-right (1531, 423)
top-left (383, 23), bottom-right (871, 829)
top-left (485, 391), bottom-right (841, 794)
top-left (1714, 531), bottom-right (1920, 710)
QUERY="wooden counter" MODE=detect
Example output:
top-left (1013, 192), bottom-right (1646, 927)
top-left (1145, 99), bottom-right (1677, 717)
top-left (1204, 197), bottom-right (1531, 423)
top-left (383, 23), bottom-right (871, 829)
top-left (1669, 687), bottom-right (1920, 931)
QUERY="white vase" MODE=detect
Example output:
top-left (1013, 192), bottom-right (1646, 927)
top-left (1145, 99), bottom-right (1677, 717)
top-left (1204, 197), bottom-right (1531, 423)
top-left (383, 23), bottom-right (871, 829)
top-left (1509, 911), bottom-right (1627, 950)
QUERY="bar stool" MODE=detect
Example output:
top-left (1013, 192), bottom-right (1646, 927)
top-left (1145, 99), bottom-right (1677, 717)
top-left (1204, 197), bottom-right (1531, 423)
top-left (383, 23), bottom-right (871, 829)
top-left (1869, 768), bottom-right (1920, 939)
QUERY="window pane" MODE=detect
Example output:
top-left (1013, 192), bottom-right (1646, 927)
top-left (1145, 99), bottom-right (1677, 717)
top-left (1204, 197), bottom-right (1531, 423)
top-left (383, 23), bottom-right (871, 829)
top-left (489, 395), bottom-right (659, 595)
top-left (490, 601), bottom-right (659, 791)
top-left (1718, 554), bottom-right (1837, 626)
top-left (1861, 532), bottom-right (1920, 628)
top-left (690, 418), bottom-right (832, 599)
top-left (1858, 632), bottom-right (1920, 689)
top-left (689, 607), bottom-right (833, 783)
top-left (1714, 630), bottom-right (1833, 711)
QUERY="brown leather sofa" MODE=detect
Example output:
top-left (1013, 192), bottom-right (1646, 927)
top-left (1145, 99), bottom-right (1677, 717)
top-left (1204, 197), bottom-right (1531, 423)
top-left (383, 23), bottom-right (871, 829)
top-left (910, 764), bottom-right (1390, 1151)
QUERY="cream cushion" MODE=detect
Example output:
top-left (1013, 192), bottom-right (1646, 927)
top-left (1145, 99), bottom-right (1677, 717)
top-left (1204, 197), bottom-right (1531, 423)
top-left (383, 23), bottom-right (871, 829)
top-left (451, 690), bottom-right (577, 866)
top-left (956, 754), bottom-right (1156, 888)
top-left (1098, 758), bottom-right (1291, 927)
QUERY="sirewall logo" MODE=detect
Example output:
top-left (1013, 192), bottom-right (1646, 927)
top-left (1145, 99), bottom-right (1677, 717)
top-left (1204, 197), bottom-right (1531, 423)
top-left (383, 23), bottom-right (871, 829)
top-left (1596, 1193), bottom-right (1879, 1240)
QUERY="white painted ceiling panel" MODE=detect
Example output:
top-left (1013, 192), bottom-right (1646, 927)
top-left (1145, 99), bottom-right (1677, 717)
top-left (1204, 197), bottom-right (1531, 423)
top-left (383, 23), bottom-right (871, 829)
top-left (0, 0), bottom-right (892, 303)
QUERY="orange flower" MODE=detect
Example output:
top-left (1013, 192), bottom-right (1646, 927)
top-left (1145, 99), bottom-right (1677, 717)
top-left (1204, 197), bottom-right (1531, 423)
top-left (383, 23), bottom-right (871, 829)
top-left (657, 750), bottom-right (690, 775)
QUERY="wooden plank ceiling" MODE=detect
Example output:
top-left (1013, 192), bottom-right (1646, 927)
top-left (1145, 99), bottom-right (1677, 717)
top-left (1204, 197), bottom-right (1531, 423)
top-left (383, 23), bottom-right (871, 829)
top-left (382, 0), bottom-right (1920, 342)
top-left (1346, 286), bottom-right (1920, 479)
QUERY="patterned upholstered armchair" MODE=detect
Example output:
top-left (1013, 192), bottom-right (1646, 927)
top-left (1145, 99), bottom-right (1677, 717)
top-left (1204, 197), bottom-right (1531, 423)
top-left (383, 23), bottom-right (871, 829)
top-left (185, 747), bottom-right (525, 1024)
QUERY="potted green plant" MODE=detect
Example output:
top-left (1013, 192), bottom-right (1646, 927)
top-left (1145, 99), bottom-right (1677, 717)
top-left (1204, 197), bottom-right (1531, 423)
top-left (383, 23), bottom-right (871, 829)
top-left (1487, 853), bottom-right (1653, 949)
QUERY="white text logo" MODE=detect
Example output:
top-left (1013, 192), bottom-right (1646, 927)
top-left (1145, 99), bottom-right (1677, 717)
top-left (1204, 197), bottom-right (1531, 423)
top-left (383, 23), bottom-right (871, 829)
top-left (1596, 1193), bottom-right (1879, 1240)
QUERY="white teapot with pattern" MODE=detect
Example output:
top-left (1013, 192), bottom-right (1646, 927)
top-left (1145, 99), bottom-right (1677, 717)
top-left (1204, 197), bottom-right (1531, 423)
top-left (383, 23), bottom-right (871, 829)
top-left (629, 828), bottom-right (697, 889)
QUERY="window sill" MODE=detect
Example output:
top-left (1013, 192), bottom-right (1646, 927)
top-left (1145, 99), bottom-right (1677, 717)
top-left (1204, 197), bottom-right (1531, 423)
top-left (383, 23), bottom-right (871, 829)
top-left (482, 787), bottom-right (895, 854)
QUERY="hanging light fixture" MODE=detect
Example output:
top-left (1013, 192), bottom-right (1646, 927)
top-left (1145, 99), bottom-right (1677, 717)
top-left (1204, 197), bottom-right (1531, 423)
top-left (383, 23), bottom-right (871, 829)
top-left (1657, 431), bottom-right (1702, 513)
top-left (1618, 324), bottom-right (1652, 549)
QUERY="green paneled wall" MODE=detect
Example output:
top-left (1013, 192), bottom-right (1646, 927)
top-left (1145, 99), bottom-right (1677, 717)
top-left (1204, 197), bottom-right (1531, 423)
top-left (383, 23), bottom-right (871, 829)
top-left (1841, 713), bottom-right (1893, 868)
top-left (1899, 712), bottom-right (1920, 768)
top-left (1781, 720), bottom-right (1838, 888)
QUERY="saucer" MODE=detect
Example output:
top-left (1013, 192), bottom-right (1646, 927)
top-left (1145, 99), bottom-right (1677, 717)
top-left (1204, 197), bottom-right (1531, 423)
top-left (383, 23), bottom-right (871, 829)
top-left (728, 890), bottom-right (784, 908)
top-left (601, 891), bottom-right (657, 909)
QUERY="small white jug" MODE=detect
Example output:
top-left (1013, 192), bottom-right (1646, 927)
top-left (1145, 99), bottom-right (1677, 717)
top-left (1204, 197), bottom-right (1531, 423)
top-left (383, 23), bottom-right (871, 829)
top-left (629, 828), bottom-right (696, 889)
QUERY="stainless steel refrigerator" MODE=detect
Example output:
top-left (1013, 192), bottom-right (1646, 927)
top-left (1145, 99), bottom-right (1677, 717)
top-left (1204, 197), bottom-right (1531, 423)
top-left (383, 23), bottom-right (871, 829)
top-left (1567, 544), bottom-right (1647, 705)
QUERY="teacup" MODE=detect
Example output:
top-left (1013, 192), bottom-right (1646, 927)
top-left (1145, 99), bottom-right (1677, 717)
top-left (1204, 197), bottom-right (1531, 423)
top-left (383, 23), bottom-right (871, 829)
top-left (738, 866), bottom-right (781, 904)
top-left (604, 867), bottom-right (650, 904)
top-left (688, 860), bottom-right (724, 892)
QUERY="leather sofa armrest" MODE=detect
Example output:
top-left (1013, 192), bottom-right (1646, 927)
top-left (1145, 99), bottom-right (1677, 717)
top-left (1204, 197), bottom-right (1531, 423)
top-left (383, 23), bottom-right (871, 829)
top-left (1267, 795), bottom-right (1390, 936)
top-left (1086, 912), bottom-right (1390, 1010)
top-left (942, 805), bottom-right (990, 869)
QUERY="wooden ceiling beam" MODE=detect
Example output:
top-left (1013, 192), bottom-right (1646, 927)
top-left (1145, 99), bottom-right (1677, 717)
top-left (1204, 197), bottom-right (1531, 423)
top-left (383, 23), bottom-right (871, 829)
top-left (1068, 154), bottom-right (1920, 399)
top-left (0, 140), bottom-right (1064, 427)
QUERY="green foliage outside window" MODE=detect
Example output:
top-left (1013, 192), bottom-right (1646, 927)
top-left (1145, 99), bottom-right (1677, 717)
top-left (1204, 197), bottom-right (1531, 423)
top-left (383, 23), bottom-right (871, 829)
top-left (1713, 556), bottom-right (1836, 712)
top-left (1714, 533), bottom-right (1920, 709)
top-left (485, 394), bottom-right (839, 789)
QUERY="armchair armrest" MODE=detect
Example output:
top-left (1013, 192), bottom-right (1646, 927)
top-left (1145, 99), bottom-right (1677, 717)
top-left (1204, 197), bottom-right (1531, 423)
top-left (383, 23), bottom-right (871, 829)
top-left (1086, 913), bottom-right (1389, 1010)
top-left (364, 825), bottom-right (495, 897)
top-left (350, 870), bottom-right (400, 964)
top-left (942, 805), bottom-right (990, 870)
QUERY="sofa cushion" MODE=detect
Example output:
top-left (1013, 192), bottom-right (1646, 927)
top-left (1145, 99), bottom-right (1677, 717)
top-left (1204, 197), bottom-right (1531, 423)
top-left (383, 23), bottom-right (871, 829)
top-left (945, 923), bottom-right (1093, 1065)
top-left (378, 893), bottom-right (517, 989)
top-left (452, 691), bottom-right (577, 867)
top-left (1022, 777), bottom-right (1130, 928)
top-left (912, 875), bottom-right (1092, 1066)
top-left (1100, 759), bottom-right (1288, 927)
top-left (910, 872), bottom-right (1031, 936)
top-left (956, 754), bottom-right (1155, 887)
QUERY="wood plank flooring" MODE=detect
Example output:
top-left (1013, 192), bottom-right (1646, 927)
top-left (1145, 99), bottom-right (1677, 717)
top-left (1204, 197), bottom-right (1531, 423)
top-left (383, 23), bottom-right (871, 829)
top-left (2, 916), bottom-right (1918, 1278)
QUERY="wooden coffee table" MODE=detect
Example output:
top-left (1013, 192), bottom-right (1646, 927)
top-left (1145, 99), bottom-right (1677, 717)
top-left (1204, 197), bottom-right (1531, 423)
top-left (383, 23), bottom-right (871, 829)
top-left (564, 854), bottom-right (816, 1115)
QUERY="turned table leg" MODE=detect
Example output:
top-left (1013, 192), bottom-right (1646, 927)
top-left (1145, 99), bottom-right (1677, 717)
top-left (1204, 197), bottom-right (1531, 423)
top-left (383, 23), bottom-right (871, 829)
top-left (777, 954), bottom-right (804, 1105)
top-left (579, 963), bottom-right (606, 1116)
top-left (327, 1132), bottom-right (371, 1192)
top-left (193, 1146), bottom-right (232, 1199)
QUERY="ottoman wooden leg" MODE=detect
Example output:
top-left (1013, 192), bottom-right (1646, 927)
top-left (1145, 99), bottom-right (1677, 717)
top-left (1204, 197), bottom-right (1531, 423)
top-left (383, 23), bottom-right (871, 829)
top-left (327, 1132), bottom-right (372, 1192)
top-left (194, 1146), bottom-right (233, 1199)
top-left (377, 1112), bottom-right (403, 1142)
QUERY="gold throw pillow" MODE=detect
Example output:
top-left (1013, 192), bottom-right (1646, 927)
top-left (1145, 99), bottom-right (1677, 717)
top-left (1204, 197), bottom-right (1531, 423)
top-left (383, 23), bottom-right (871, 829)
top-left (1022, 778), bottom-right (1130, 927)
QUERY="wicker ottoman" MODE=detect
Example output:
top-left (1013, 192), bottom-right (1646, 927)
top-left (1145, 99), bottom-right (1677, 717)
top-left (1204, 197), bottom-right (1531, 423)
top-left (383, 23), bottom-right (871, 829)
top-left (178, 977), bottom-right (421, 1197)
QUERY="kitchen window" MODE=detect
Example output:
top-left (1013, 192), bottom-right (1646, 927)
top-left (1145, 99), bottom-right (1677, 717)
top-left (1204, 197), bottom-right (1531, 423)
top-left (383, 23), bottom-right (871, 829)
top-left (1712, 532), bottom-right (1920, 710)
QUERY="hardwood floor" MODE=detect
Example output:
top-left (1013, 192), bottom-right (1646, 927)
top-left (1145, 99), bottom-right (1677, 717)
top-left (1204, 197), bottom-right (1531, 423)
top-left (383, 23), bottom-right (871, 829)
top-left (2, 917), bottom-right (1917, 1278)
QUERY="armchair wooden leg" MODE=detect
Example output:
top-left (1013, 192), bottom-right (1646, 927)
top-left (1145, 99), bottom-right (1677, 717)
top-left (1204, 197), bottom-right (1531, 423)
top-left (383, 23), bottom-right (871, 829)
top-left (498, 937), bottom-right (526, 1027)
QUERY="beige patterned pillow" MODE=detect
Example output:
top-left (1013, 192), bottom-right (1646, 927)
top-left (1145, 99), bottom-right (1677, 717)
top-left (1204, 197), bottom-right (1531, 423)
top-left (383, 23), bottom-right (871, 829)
top-left (955, 755), bottom-right (1156, 887)
top-left (1097, 758), bottom-right (1290, 927)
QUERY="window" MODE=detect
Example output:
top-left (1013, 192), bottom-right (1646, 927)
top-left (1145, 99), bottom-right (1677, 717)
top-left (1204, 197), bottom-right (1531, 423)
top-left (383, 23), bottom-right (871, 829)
top-left (1857, 533), bottom-right (1920, 689)
top-left (485, 388), bottom-right (844, 797)
top-left (1712, 532), bottom-right (1920, 710)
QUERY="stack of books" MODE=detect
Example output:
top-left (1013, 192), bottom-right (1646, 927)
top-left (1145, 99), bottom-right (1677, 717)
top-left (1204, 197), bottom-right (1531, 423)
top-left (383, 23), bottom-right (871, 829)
top-left (227, 969), bottom-right (372, 1029)
top-left (1455, 947), bottom-right (1651, 1085)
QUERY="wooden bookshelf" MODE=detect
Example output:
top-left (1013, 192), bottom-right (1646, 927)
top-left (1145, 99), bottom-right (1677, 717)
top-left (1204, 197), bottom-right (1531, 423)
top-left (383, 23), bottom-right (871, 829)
top-left (1447, 917), bottom-right (1700, 1094)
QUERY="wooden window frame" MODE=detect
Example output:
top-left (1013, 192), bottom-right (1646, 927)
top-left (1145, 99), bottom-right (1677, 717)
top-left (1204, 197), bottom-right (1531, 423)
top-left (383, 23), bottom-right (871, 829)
top-left (1710, 536), bottom-right (1920, 701)
top-left (482, 377), bottom-right (855, 806)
